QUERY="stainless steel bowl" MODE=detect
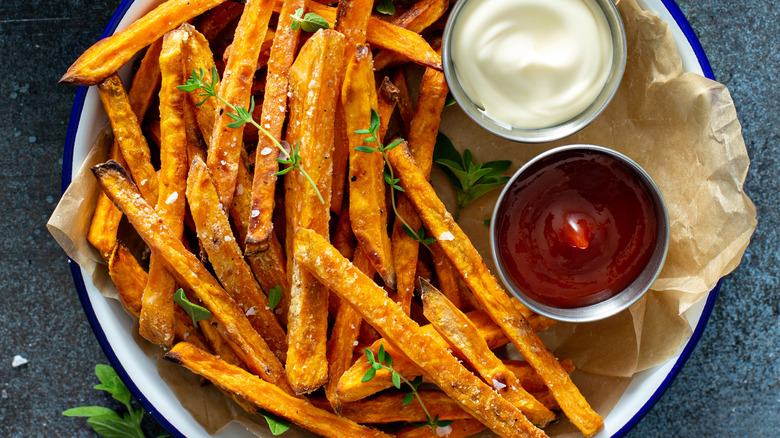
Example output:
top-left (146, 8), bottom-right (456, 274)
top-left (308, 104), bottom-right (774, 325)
top-left (490, 145), bottom-right (669, 322)
top-left (442, 0), bottom-right (627, 143)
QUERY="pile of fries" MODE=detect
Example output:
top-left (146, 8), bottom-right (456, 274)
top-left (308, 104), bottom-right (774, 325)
top-left (63, 0), bottom-right (603, 436)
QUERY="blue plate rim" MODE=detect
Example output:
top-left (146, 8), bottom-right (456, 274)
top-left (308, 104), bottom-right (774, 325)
top-left (60, 0), bottom-right (718, 436)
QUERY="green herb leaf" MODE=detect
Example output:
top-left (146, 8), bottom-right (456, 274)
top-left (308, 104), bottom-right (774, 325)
top-left (174, 288), bottom-right (212, 325)
top-left (392, 371), bottom-right (401, 389)
top-left (64, 365), bottom-right (148, 438)
top-left (292, 11), bottom-right (330, 32)
top-left (411, 375), bottom-right (423, 390)
top-left (402, 393), bottom-right (415, 407)
top-left (268, 285), bottom-right (283, 310)
top-left (365, 348), bottom-right (376, 363)
top-left (403, 223), bottom-right (418, 240)
top-left (444, 92), bottom-right (456, 107)
top-left (369, 109), bottom-right (380, 132)
top-left (385, 353), bottom-right (392, 367)
top-left (290, 8), bottom-right (304, 31)
top-left (259, 410), bottom-right (292, 435)
top-left (355, 145), bottom-right (377, 154)
top-left (94, 364), bottom-right (132, 408)
top-left (433, 132), bottom-right (511, 221)
top-left (377, 344), bottom-right (386, 363)
top-left (385, 138), bottom-right (403, 150)
top-left (362, 367), bottom-right (377, 382)
top-left (437, 419), bottom-right (455, 428)
top-left (63, 406), bottom-right (122, 419)
top-left (483, 218), bottom-right (491, 227)
top-left (376, 0), bottom-right (396, 15)
top-left (87, 416), bottom-right (143, 438)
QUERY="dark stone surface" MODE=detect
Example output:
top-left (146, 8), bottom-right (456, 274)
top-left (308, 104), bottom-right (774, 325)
top-left (0, 0), bottom-right (776, 437)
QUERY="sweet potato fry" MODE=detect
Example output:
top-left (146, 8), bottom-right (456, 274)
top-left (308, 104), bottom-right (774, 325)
top-left (392, 64), bottom-right (450, 312)
top-left (245, 0), bottom-right (308, 253)
top-left (207, 0), bottom-right (276, 208)
top-left (392, 68), bottom-right (414, 134)
top-left (344, 45), bottom-right (396, 288)
top-left (422, 280), bottom-right (555, 426)
top-left (230, 151), bottom-right (290, 325)
top-left (87, 141), bottom-right (127, 260)
top-left (97, 74), bottom-right (159, 205)
top-left (180, 23), bottom-right (219, 146)
top-left (283, 29), bottom-right (345, 394)
top-left (138, 30), bottom-right (190, 348)
top-left (107, 242), bottom-right (209, 351)
top-left (429, 246), bottom-right (464, 308)
top-left (396, 419), bottom-right (486, 438)
top-left (91, 161), bottom-right (293, 394)
top-left (325, 247), bottom-right (373, 413)
top-left (197, 1), bottom-right (244, 41)
top-left (294, 229), bottom-right (547, 438)
top-left (376, 77), bottom-right (399, 144)
top-left (127, 38), bottom-right (164, 120)
top-left (330, 111), bottom-right (350, 215)
top-left (334, 0), bottom-right (373, 57)
top-left (505, 360), bottom-right (576, 395)
top-left (390, 194), bottom-right (421, 314)
top-left (312, 391), bottom-right (472, 423)
top-left (165, 343), bottom-right (393, 438)
top-left (182, 96), bottom-right (208, 164)
top-left (107, 242), bottom-right (146, 316)
top-left (61, 0), bottom-right (228, 85)
top-left (386, 144), bottom-right (604, 437)
top-left (328, 0), bottom-right (372, 216)
top-left (372, 0), bottom-right (449, 70)
top-left (336, 307), bottom-right (551, 402)
top-left (186, 156), bottom-right (288, 361)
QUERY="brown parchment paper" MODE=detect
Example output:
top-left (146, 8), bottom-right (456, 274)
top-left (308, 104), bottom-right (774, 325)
top-left (47, 0), bottom-right (756, 435)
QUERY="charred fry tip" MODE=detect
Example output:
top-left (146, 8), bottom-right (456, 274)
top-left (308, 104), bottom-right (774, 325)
top-left (91, 159), bottom-right (127, 178)
top-left (379, 77), bottom-right (400, 103)
top-left (163, 351), bottom-right (184, 365)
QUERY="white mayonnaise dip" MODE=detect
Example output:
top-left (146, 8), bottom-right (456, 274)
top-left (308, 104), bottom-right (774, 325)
top-left (451, 0), bottom-right (613, 129)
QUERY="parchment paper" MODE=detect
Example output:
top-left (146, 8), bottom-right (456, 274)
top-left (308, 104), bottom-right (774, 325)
top-left (48, 0), bottom-right (756, 435)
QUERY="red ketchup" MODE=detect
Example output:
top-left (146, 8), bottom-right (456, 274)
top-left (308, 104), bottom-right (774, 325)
top-left (495, 150), bottom-right (658, 308)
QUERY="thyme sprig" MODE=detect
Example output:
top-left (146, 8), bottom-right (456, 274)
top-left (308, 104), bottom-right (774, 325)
top-left (355, 109), bottom-right (435, 250)
top-left (178, 67), bottom-right (324, 204)
top-left (362, 345), bottom-right (453, 431)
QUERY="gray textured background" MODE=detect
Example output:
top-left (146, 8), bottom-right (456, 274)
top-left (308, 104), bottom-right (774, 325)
top-left (0, 0), bottom-right (777, 436)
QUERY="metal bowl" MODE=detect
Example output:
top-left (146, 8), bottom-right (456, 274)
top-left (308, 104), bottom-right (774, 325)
top-left (490, 145), bottom-right (669, 322)
top-left (442, 0), bottom-right (627, 143)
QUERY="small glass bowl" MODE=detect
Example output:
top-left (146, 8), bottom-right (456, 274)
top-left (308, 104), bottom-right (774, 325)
top-left (490, 145), bottom-right (669, 322)
top-left (441, 0), bottom-right (627, 143)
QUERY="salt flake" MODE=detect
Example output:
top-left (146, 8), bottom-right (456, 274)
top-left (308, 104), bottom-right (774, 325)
top-left (165, 192), bottom-right (178, 204)
top-left (438, 231), bottom-right (455, 241)
top-left (436, 425), bottom-right (452, 436)
top-left (12, 355), bottom-right (28, 368)
top-left (260, 147), bottom-right (273, 156)
top-left (251, 209), bottom-right (260, 218)
top-left (492, 378), bottom-right (506, 390)
top-left (246, 307), bottom-right (257, 316)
